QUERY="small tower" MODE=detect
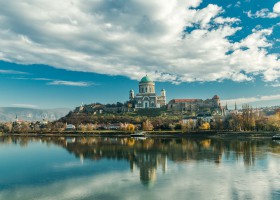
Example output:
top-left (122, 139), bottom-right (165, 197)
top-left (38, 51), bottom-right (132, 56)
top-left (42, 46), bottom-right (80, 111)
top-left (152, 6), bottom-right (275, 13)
top-left (129, 89), bottom-right (135, 100)
top-left (161, 89), bottom-right (166, 97)
top-left (212, 95), bottom-right (220, 107)
top-left (235, 102), bottom-right (237, 110)
top-left (161, 89), bottom-right (166, 105)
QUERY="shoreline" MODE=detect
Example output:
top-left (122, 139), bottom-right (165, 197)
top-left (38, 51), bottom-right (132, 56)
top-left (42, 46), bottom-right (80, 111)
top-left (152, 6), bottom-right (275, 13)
top-left (1, 130), bottom-right (278, 139)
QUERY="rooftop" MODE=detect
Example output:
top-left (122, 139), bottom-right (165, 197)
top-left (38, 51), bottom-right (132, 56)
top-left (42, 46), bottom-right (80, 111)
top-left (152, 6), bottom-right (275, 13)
top-left (140, 75), bottom-right (153, 83)
top-left (172, 99), bottom-right (200, 103)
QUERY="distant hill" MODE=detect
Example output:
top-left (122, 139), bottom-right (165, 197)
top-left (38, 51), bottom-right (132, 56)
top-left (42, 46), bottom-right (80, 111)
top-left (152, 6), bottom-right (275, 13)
top-left (0, 107), bottom-right (70, 122)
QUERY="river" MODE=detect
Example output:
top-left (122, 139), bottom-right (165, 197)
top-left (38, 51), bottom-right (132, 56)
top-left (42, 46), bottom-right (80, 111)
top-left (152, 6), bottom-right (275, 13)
top-left (0, 136), bottom-right (280, 200)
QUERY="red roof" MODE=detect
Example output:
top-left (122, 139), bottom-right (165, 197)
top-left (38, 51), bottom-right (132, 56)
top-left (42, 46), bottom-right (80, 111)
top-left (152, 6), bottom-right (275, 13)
top-left (173, 99), bottom-right (199, 103)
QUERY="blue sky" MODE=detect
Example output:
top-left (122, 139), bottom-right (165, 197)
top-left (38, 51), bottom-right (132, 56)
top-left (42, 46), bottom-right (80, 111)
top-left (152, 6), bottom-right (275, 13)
top-left (0, 0), bottom-right (279, 109)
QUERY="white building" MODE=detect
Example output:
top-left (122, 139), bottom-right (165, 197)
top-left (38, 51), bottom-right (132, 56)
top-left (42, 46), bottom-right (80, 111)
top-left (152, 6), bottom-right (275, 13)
top-left (129, 75), bottom-right (166, 108)
top-left (66, 124), bottom-right (76, 130)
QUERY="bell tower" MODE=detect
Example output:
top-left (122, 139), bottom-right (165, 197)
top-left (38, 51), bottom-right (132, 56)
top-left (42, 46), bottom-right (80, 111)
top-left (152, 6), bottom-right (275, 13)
top-left (129, 89), bottom-right (134, 100)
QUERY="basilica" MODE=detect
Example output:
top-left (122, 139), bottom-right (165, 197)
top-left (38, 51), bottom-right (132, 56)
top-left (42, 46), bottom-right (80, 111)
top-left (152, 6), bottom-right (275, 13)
top-left (129, 75), bottom-right (225, 115)
top-left (129, 75), bottom-right (166, 108)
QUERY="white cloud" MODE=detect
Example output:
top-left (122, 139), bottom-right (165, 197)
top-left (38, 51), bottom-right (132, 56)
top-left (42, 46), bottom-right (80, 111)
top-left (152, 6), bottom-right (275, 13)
top-left (247, 2), bottom-right (280, 18)
top-left (271, 83), bottom-right (280, 87)
top-left (226, 4), bottom-right (232, 9)
top-left (47, 81), bottom-right (92, 87)
top-left (273, 2), bottom-right (280, 13)
top-left (13, 77), bottom-right (53, 81)
top-left (33, 78), bottom-right (53, 81)
top-left (214, 17), bottom-right (240, 24)
top-left (0, 69), bottom-right (28, 74)
top-left (0, 0), bottom-right (279, 84)
top-left (235, 1), bottom-right (241, 8)
top-left (12, 77), bottom-right (94, 87)
top-left (192, 4), bottom-right (222, 28)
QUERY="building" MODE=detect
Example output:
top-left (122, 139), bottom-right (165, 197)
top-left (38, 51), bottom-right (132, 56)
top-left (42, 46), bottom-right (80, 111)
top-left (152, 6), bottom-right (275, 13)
top-left (65, 124), bottom-right (76, 130)
top-left (182, 116), bottom-right (198, 128)
top-left (167, 95), bottom-right (223, 114)
top-left (197, 113), bottom-right (213, 123)
top-left (129, 75), bottom-right (166, 108)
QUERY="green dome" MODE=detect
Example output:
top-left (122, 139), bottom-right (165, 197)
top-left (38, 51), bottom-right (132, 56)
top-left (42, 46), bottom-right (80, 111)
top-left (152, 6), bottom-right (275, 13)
top-left (140, 75), bottom-right (153, 83)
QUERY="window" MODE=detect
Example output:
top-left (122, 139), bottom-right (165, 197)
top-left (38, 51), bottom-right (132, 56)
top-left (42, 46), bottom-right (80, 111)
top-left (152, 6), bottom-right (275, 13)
top-left (145, 87), bottom-right (147, 92)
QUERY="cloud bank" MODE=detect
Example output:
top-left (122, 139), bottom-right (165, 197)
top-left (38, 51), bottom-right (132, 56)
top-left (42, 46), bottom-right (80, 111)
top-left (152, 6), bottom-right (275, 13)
top-left (0, 0), bottom-right (279, 84)
top-left (221, 93), bottom-right (280, 107)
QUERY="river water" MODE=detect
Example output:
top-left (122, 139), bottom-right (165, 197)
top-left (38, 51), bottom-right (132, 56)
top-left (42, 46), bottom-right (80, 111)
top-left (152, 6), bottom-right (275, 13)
top-left (0, 136), bottom-right (280, 200)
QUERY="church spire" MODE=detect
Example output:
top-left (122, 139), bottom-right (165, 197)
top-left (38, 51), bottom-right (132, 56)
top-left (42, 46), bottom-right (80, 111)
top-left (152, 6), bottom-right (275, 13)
top-left (235, 102), bottom-right (237, 110)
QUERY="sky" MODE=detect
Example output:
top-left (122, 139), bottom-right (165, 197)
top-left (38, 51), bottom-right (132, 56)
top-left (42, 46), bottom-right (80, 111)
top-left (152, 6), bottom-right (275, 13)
top-left (0, 0), bottom-right (279, 109)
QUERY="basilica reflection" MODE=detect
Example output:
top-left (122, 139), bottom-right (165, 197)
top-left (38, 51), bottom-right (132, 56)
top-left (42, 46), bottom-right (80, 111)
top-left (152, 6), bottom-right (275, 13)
top-left (0, 136), bottom-right (279, 185)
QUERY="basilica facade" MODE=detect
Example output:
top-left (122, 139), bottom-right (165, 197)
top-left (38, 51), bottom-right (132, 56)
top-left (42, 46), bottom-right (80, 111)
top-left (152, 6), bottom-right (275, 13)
top-left (129, 75), bottom-right (166, 108)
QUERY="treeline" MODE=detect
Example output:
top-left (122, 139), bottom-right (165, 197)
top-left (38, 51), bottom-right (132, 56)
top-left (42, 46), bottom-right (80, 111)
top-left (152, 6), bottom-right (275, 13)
top-left (0, 121), bottom-right (66, 133)
top-left (211, 106), bottom-right (280, 132)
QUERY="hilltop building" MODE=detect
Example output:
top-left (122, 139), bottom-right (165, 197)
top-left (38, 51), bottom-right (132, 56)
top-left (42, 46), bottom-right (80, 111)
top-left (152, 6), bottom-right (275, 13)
top-left (129, 75), bottom-right (166, 108)
top-left (75, 75), bottom-right (227, 116)
top-left (167, 95), bottom-right (226, 115)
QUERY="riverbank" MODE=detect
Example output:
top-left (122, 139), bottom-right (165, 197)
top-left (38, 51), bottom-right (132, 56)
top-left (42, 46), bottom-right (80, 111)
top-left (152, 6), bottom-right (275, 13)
top-left (1, 130), bottom-right (278, 139)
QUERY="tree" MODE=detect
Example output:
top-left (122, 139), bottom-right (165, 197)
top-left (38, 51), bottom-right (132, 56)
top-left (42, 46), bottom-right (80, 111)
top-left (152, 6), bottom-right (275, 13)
top-left (20, 122), bottom-right (30, 133)
top-left (189, 119), bottom-right (195, 131)
top-left (126, 124), bottom-right (135, 132)
top-left (169, 123), bottom-right (175, 131)
top-left (51, 122), bottom-right (66, 132)
top-left (242, 104), bottom-right (255, 131)
top-left (0, 122), bottom-right (12, 133)
top-left (267, 112), bottom-right (280, 131)
top-left (199, 122), bottom-right (210, 130)
top-left (181, 123), bottom-right (188, 133)
top-left (142, 119), bottom-right (154, 131)
top-left (78, 124), bottom-right (86, 131)
top-left (87, 123), bottom-right (94, 131)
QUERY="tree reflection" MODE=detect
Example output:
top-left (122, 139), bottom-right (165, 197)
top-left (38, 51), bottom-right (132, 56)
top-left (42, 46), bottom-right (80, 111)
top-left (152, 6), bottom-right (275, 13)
top-left (0, 136), bottom-right (278, 185)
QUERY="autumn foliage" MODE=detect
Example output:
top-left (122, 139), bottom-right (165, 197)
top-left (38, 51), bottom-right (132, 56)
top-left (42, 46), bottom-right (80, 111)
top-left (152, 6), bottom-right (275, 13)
top-left (199, 122), bottom-right (210, 130)
top-left (142, 119), bottom-right (154, 131)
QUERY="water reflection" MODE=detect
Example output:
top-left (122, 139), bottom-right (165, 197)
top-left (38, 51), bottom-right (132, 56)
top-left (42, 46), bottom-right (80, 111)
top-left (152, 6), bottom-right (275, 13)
top-left (1, 136), bottom-right (280, 200)
top-left (1, 136), bottom-right (279, 186)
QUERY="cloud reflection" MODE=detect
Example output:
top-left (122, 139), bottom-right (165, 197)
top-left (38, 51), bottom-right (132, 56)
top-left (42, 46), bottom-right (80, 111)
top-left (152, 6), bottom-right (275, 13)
top-left (0, 154), bottom-right (280, 200)
top-left (0, 137), bottom-right (280, 200)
